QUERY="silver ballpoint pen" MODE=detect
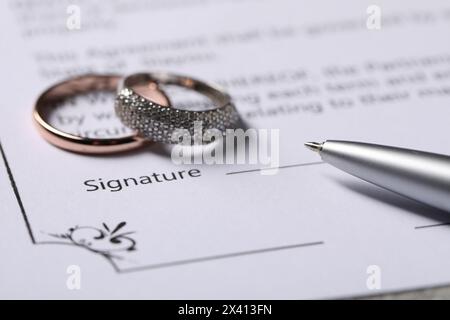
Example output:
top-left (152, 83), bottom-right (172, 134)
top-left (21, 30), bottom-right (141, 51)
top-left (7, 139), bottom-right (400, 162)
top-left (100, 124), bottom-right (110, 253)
top-left (305, 140), bottom-right (450, 212)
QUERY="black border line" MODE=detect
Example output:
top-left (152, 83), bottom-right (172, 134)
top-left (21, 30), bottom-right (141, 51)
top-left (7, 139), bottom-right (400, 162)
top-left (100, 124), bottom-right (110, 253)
top-left (415, 222), bottom-right (450, 230)
top-left (0, 139), bottom-right (325, 273)
top-left (0, 140), bottom-right (36, 243)
top-left (121, 241), bottom-right (324, 273)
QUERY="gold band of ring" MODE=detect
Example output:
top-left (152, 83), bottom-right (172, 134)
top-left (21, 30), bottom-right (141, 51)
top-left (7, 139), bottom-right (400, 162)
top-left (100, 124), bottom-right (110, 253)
top-left (33, 74), bottom-right (167, 154)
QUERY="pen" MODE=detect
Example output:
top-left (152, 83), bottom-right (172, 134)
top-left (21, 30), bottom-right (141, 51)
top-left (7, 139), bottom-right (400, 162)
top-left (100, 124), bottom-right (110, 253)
top-left (305, 140), bottom-right (450, 212)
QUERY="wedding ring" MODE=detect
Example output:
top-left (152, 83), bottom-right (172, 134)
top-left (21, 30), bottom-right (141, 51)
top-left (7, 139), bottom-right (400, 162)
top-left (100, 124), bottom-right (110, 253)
top-left (33, 74), bottom-right (168, 154)
top-left (115, 72), bottom-right (239, 144)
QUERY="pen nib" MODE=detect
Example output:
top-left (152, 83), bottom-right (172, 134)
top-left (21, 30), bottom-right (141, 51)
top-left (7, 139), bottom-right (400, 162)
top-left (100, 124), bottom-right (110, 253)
top-left (304, 142), bottom-right (323, 152)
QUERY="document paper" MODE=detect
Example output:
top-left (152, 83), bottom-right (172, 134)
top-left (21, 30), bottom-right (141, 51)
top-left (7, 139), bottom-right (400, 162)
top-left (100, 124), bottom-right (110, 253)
top-left (1, 0), bottom-right (450, 298)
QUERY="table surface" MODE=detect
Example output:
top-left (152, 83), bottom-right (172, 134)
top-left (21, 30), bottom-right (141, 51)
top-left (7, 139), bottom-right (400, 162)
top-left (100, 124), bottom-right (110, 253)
top-left (360, 284), bottom-right (450, 299)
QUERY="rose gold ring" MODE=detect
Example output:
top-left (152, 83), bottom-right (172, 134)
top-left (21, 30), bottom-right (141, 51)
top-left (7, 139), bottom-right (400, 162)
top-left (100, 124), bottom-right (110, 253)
top-left (33, 74), bottom-right (168, 154)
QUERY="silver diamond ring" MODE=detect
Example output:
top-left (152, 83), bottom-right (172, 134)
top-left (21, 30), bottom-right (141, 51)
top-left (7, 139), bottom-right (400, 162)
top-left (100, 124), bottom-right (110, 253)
top-left (115, 72), bottom-right (239, 144)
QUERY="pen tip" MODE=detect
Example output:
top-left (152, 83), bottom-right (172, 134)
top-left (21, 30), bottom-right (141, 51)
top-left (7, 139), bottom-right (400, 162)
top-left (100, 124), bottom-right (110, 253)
top-left (304, 142), bottom-right (323, 152)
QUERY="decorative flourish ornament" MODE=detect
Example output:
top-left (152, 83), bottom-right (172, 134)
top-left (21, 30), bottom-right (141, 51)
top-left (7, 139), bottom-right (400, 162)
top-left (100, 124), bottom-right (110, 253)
top-left (48, 221), bottom-right (136, 261)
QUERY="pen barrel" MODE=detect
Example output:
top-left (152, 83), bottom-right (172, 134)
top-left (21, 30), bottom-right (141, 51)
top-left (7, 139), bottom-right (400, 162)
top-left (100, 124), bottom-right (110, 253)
top-left (321, 141), bottom-right (450, 212)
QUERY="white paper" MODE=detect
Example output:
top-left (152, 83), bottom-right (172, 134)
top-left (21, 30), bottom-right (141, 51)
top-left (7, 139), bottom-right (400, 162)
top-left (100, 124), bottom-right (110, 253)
top-left (1, 0), bottom-right (450, 299)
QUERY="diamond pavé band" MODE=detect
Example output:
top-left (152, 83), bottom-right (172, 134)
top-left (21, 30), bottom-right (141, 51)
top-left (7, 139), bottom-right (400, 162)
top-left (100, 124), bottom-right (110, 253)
top-left (115, 72), bottom-right (240, 144)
